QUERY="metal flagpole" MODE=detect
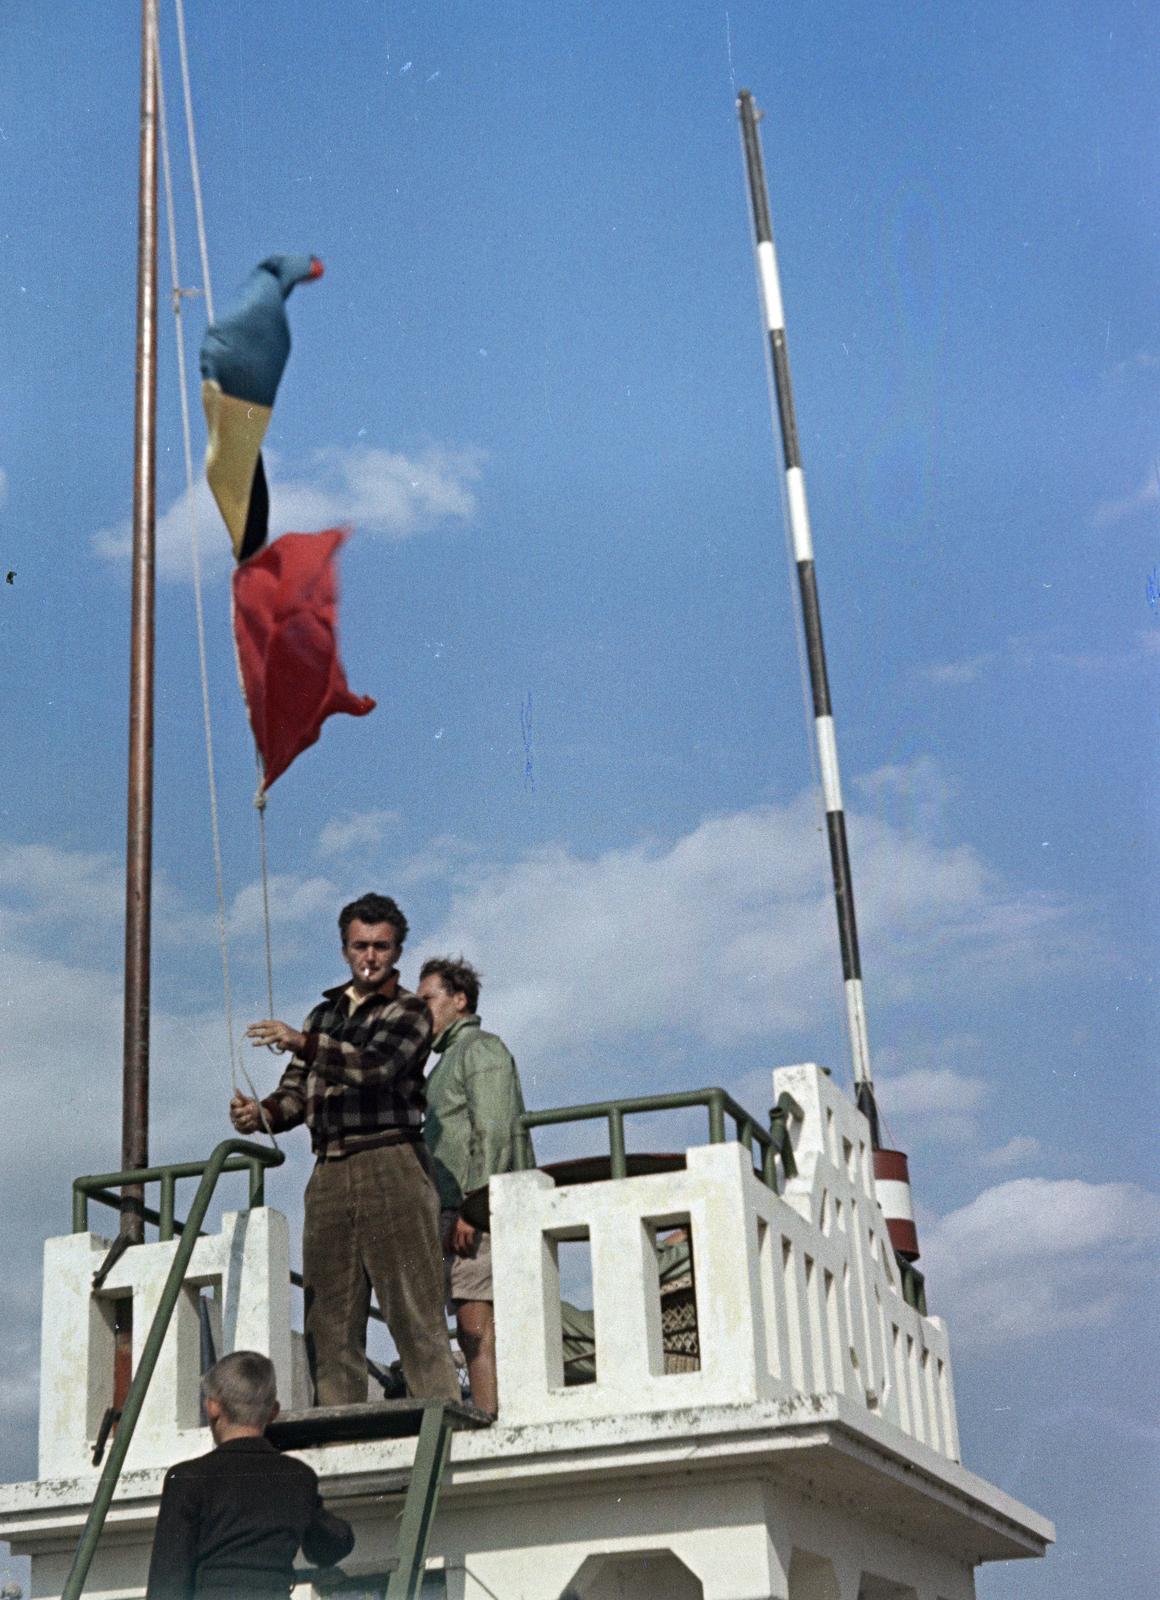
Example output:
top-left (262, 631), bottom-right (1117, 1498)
top-left (736, 88), bottom-right (880, 1148)
top-left (121, 0), bottom-right (160, 1241)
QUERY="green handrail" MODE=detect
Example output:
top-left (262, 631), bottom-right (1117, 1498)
top-left (385, 1403), bottom-right (454, 1600)
top-left (899, 1258), bottom-right (928, 1316)
top-left (76, 1165), bottom-right (389, 1328)
top-left (61, 1139), bottom-right (285, 1600)
top-left (73, 1150), bottom-right (275, 1238)
top-left (512, 1086), bottom-right (803, 1190)
top-left (510, 1090), bottom-right (925, 1311)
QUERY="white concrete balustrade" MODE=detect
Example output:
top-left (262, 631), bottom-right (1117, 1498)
top-left (3, 1062), bottom-right (1051, 1600)
top-left (491, 1063), bottom-right (959, 1462)
top-left (37, 1065), bottom-right (958, 1480)
top-left (38, 1206), bottom-right (303, 1479)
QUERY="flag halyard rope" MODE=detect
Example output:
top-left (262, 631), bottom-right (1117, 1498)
top-left (169, 0), bottom-right (278, 1020)
top-left (155, 33), bottom-right (240, 1094)
top-left (173, 0), bottom-right (215, 325)
top-left (156, 6), bottom-right (280, 1114)
top-left (255, 792), bottom-right (276, 1020)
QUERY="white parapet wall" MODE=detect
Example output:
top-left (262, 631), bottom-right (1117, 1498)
top-left (39, 1206), bottom-right (299, 1479)
top-left (1, 1063), bottom-right (1052, 1600)
top-left (491, 1062), bottom-right (959, 1461)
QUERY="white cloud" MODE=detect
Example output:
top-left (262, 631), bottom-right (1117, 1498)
top-left (1092, 461), bottom-right (1160, 527)
top-left (922, 1177), bottom-right (1160, 1349)
top-left (279, 444), bottom-right (485, 537)
top-left (92, 476), bottom-right (230, 581)
top-left (398, 834), bottom-right (480, 886)
top-left (0, 840), bottom-right (123, 933)
top-left (227, 873), bottom-right (338, 937)
top-left (979, 1134), bottom-right (1041, 1169)
top-left (1040, 628), bottom-right (1160, 675)
top-left (922, 652), bottom-right (998, 686)
top-left (0, 465), bottom-right (8, 508)
top-left (875, 1066), bottom-right (988, 1144)
top-left (410, 790), bottom-right (1097, 1080)
top-left (924, 630), bottom-right (1160, 688)
top-left (92, 442), bottom-right (486, 582)
top-left (856, 757), bottom-right (958, 838)
top-left (1107, 350), bottom-right (1160, 379)
top-left (0, 841), bottom-right (210, 951)
top-left (412, 796), bottom-right (832, 1065)
top-left (0, 837), bottom-right (338, 1001)
top-left (0, 841), bottom-right (329, 1482)
top-left (317, 809), bottom-right (401, 857)
top-left (0, 790), bottom-right (1117, 1478)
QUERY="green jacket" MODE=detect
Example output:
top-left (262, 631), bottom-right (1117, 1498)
top-left (423, 1015), bottom-right (531, 1211)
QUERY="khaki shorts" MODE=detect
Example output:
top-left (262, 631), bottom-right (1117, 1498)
top-left (441, 1209), bottom-right (494, 1306)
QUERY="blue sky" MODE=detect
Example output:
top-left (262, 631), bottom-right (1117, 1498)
top-left (1, 2), bottom-right (1157, 1595)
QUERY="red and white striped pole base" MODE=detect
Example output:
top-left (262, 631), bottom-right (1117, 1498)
top-left (873, 1147), bottom-right (920, 1261)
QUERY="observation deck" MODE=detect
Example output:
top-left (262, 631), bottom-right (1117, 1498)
top-left (0, 1063), bottom-right (1052, 1600)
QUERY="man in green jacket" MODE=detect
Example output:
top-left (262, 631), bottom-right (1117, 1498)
top-left (416, 957), bottom-right (530, 1415)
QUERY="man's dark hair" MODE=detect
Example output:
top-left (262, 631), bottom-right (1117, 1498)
top-left (419, 956), bottom-right (482, 1014)
top-left (338, 893), bottom-right (409, 947)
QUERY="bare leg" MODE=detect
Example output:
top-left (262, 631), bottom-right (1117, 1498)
top-left (455, 1300), bottom-right (497, 1415)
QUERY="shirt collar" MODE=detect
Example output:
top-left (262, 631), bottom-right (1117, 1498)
top-left (432, 1014), bottom-right (481, 1053)
top-left (322, 970), bottom-right (402, 1009)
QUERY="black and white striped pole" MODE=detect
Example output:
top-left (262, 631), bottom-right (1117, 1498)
top-left (736, 89), bottom-right (884, 1151)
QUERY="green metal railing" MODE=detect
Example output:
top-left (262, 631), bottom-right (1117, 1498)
top-left (62, 1139), bottom-right (285, 1600)
top-left (387, 1404), bottom-right (454, 1600)
top-left (899, 1258), bottom-right (927, 1316)
top-left (73, 1148), bottom-right (277, 1239)
top-left (75, 1154), bottom-right (388, 1325)
top-left (67, 1141), bottom-right (460, 1600)
top-left (513, 1086), bottom-right (804, 1190)
top-left (60, 1104), bottom-right (924, 1596)
top-left (511, 1087), bottom-right (927, 1313)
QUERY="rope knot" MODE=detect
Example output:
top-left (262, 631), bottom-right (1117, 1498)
top-left (253, 787), bottom-right (268, 812)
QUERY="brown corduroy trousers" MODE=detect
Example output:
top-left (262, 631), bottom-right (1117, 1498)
top-left (302, 1141), bottom-right (461, 1406)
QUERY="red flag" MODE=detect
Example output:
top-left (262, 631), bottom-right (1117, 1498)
top-left (232, 528), bottom-right (375, 790)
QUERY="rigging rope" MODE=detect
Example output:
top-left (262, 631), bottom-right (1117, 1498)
top-left (170, 0), bottom-right (278, 1022)
top-left (255, 792), bottom-right (276, 1020)
top-left (155, 35), bottom-right (240, 1093)
top-left (156, 10), bottom-right (279, 1140)
top-left (172, 0), bottom-right (214, 325)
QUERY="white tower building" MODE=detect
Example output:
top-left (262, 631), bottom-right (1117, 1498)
top-left (0, 1063), bottom-right (1051, 1599)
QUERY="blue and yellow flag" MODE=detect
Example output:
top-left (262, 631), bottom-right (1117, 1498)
top-left (199, 253), bottom-right (375, 790)
top-left (199, 254), bottom-right (323, 561)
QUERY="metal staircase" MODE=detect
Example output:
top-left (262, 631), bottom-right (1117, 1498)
top-left (271, 1400), bottom-right (488, 1599)
top-left (61, 1139), bottom-right (488, 1600)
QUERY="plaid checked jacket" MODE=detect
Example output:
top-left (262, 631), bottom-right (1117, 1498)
top-left (261, 974), bottom-right (433, 1158)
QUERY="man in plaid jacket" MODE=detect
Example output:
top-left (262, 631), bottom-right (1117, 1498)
top-left (231, 893), bottom-right (460, 1407)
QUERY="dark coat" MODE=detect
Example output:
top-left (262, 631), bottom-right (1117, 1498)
top-left (145, 1435), bottom-right (354, 1600)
